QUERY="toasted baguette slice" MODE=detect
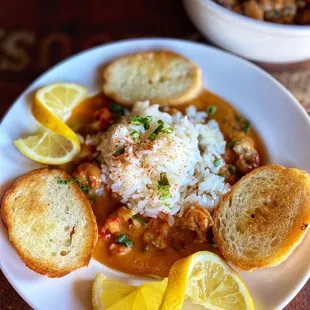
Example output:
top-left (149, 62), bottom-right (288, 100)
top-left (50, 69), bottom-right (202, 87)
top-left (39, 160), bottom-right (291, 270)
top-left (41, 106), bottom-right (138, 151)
top-left (1, 168), bottom-right (98, 277)
top-left (213, 165), bottom-right (310, 271)
top-left (103, 51), bottom-right (202, 106)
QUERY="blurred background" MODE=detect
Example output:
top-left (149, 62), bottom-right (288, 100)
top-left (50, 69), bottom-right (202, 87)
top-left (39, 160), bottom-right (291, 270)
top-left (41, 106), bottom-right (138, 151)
top-left (0, 0), bottom-right (309, 309)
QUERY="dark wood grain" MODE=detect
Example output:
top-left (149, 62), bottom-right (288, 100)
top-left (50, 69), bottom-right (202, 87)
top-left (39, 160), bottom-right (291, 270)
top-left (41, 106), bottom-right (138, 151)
top-left (0, 0), bottom-right (309, 309)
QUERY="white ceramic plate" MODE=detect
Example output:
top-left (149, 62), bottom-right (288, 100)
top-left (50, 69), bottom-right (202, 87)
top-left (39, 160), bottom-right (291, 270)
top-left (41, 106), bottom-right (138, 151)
top-left (0, 38), bottom-right (309, 310)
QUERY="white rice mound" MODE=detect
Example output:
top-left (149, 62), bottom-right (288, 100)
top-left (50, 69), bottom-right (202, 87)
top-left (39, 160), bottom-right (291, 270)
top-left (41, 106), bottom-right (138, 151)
top-left (92, 101), bottom-right (230, 218)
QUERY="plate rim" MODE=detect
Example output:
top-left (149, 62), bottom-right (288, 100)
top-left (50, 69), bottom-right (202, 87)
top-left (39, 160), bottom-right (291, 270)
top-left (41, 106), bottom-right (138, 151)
top-left (0, 37), bottom-right (309, 310)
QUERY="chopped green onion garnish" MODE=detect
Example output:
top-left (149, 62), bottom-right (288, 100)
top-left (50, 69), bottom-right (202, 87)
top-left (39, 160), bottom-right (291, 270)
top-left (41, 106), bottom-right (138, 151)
top-left (132, 215), bottom-right (147, 224)
top-left (228, 165), bottom-right (236, 175)
top-left (161, 127), bottom-right (174, 134)
top-left (57, 178), bottom-right (90, 194)
top-left (144, 116), bottom-right (152, 130)
top-left (148, 120), bottom-right (164, 141)
top-left (158, 172), bottom-right (172, 200)
top-left (125, 240), bottom-right (133, 247)
top-left (131, 130), bottom-right (140, 140)
top-left (211, 239), bottom-right (217, 248)
top-left (109, 103), bottom-right (125, 114)
top-left (146, 116), bottom-right (153, 128)
top-left (130, 119), bottom-right (142, 126)
top-left (148, 120), bottom-right (173, 141)
top-left (116, 234), bottom-right (127, 244)
top-left (244, 121), bottom-right (251, 133)
top-left (129, 115), bottom-right (152, 130)
top-left (213, 158), bottom-right (221, 167)
top-left (113, 145), bottom-right (125, 157)
top-left (228, 139), bottom-right (238, 148)
top-left (207, 105), bottom-right (217, 115)
top-left (148, 133), bottom-right (157, 141)
top-left (116, 234), bottom-right (133, 247)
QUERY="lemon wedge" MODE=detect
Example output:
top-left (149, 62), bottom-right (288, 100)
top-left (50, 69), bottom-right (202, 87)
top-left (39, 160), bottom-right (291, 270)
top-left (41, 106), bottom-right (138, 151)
top-left (14, 83), bottom-right (87, 165)
top-left (160, 251), bottom-right (254, 310)
top-left (34, 82), bottom-right (88, 121)
top-left (14, 129), bottom-right (80, 165)
top-left (92, 273), bottom-right (168, 310)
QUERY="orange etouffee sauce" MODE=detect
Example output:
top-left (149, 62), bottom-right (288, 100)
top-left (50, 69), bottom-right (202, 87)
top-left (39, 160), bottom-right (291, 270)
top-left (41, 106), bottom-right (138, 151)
top-left (66, 90), bottom-right (267, 278)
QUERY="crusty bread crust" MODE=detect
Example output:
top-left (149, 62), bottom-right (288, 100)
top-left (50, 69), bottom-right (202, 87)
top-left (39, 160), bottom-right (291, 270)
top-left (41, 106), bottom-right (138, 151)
top-left (103, 50), bottom-right (202, 106)
top-left (1, 168), bottom-right (98, 277)
top-left (213, 165), bottom-right (310, 271)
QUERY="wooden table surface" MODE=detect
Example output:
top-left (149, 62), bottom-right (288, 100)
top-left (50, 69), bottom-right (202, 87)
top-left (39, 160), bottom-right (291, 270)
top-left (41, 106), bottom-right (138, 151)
top-left (0, 0), bottom-right (309, 309)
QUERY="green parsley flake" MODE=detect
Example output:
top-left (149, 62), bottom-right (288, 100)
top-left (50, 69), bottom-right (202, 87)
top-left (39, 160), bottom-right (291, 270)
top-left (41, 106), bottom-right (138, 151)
top-left (57, 177), bottom-right (90, 194)
top-left (116, 234), bottom-right (133, 247)
top-left (213, 158), bottom-right (221, 167)
top-left (228, 165), bottom-right (236, 175)
top-left (132, 215), bottom-right (147, 224)
top-left (113, 145), bottom-right (125, 157)
top-left (207, 106), bottom-right (217, 115)
top-left (116, 234), bottom-right (127, 243)
top-left (109, 103), bottom-right (125, 114)
top-left (57, 178), bottom-right (78, 185)
top-left (129, 115), bottom-right (152, 130)
top-left (244, 121), bottom-right (251, 133)
top-left (158, 172), bottom-right (172, 201)
top-left (161, 127), bottom-right (174, 134)
top-left (79, 184), bottom-right (90, 193)
top-left (125, 240), bottom-right (133, 247)
top-left (131, 130), bottom-right (140, 140)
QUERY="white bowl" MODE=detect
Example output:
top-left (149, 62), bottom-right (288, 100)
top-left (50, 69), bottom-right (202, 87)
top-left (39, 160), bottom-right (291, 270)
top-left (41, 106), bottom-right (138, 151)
top-left (1, 38), bottom-right (310, 310)
top-left (183, 0), bottom-right (310, 63)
